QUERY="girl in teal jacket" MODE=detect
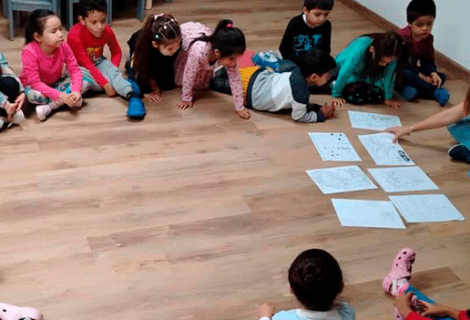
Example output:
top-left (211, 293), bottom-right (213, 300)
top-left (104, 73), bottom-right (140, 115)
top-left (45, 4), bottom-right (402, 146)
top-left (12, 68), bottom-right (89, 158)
top-left (331, 32), bottom-right (405, 109)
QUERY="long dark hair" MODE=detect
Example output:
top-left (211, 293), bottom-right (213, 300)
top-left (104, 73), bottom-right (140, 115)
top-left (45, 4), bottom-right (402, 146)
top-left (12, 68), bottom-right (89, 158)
top-left (465, 87), bottom-right (470, 116)
top-left (25, 9), bottom-right (56, 45)
top-left (133, 13), bottom-right (181, 85)
top-left (362, 32), bottom-right (406, 84)
top-left (189, 19), bottom-right (246, 58)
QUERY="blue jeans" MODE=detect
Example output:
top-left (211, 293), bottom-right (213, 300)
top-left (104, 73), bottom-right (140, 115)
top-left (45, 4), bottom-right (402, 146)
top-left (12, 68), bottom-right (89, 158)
top-left (448, 115), bottom-right (470, 150)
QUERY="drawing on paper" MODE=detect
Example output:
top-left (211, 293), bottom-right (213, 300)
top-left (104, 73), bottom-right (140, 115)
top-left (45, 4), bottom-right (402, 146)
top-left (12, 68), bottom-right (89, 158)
top-left (306, 165), bottom-right (377, 194)
top-left (348, 110), bottom-right (402, 131)
top-left (332, 199), bottom-right (406, 229)
top-left (358, 133), bottom-right (414, 166)
top-left (308, 132), bottom-right (361, 162)
top-left (368, 166), bottom-right (439, 193)
top-left (390, 194), bottom-right (465, 223)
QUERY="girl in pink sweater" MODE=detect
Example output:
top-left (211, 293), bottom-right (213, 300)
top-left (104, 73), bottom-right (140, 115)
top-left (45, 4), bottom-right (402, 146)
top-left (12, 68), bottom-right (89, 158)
top-left (19, 10), bottom-right (97, 121)
top-left (174, 19), bottom-right (251, 120)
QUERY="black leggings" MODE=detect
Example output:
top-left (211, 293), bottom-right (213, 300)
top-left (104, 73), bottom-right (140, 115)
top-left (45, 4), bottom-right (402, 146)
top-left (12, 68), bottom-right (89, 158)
top-left (0, 76), bottom-right (21, 118)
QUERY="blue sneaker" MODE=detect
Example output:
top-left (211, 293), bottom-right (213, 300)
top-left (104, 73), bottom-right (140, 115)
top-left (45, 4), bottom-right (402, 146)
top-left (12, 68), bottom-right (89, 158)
top-left (252, 50), bottom-right (281, 72)
top-left (126, 79), bottom-right (146, 120)
top-left (433, 88), bottom-right (450, 106)
top-left (400, 86), bottom-right (418, 101)
top-left (448, 144), bottom-right (470, 163)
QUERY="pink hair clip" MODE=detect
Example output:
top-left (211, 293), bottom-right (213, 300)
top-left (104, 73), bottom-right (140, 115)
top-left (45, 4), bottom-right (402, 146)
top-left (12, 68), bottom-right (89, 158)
top-left (226, 23), bottom-right (233, 28)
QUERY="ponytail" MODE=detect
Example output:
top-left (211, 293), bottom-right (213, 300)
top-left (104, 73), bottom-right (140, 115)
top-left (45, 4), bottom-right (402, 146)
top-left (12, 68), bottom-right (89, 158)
top-left (189, 19), bottom-right (246, 57)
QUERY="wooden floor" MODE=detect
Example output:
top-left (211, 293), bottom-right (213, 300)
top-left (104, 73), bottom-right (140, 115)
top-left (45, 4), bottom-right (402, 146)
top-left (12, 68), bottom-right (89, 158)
top-left (0, 0), bottom-right (469, 319)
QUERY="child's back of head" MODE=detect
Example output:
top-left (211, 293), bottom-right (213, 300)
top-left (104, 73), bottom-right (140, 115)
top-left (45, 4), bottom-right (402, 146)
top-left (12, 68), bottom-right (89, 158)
top-left (78, 0), bottom-right (107, 18)
top-left (299, 49), bottom-right (336, 78)
top-left (406, 0), bottom-right (436, 24)
top-left (303, 0), bottom-right (334, 11)
top-left (289, 249), bottom-right (343, 311)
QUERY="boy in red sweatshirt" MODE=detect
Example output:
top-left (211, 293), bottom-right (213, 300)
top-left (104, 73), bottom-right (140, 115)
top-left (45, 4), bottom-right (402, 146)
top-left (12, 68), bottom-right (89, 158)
top-left (67, 0), bottom-right (146, 120)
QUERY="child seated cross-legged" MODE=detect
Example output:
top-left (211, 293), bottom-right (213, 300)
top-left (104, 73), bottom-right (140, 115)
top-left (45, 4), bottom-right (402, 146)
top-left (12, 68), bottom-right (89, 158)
top-left (243, 49), bottom-right (336, 122)
top-left (383, 248), bottom-right (470, 320)
top-left (67, 0), bottom-right (146, 120)
top-left (398, 0), bottom-right (450, 106)
top-left (257, 249), bottom-right (355, 320)
top-left (20, 10), bottom-right (95, 121)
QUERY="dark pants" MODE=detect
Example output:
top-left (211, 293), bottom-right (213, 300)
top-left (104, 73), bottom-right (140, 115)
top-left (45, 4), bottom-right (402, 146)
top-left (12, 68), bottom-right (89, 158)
top-left (0, 76), bottom-right (20, 118)
top-left (210, 68), bottom-right (232, 95)
top-left (400, 67), bottom-right (446, 98)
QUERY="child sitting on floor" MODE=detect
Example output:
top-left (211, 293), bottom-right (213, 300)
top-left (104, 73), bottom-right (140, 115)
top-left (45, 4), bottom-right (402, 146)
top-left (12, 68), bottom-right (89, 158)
top-left (20, 10), bottom-right (94, 121)
top-left (257, 248), bottom-right (354, 320)
top-left (398, 0), bottom-right (450, 106)
top-left (279, 0), bottom-right (334, 66)
top-left (67, 0), bottom-right (146, 120)
top-left (331, 32), bottom-right (405, 109)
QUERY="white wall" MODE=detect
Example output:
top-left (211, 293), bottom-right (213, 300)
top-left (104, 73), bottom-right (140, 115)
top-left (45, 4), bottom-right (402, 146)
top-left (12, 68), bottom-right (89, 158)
top-left (354, 0), bottom-right (470, 71)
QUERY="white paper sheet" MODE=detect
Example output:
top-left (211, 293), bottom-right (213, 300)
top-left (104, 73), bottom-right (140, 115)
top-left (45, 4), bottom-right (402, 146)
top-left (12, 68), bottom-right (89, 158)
top-left (308, 132), bottom-right (361, 162)
top-left (368, 166), bottom-right (439, 193)
top-left (390, 194), bottom-right (465, 222)
top-left (306, 165), bottom-right (377, 194)
top-left (332, 199), bottom-right (406, 229)
top-left (348, 110), bottom-right (402, 131)
top-left (358, 133), bottom-right (414, 166)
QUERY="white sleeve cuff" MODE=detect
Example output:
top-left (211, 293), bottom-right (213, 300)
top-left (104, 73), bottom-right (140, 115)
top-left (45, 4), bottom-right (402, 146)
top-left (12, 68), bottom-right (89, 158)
top-left (260, 317), bottom-right (271, 320)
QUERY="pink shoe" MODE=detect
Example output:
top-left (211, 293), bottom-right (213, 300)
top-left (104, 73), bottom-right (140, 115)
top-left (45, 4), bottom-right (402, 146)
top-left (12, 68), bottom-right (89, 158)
top-left (382, 247), bottom-right (416, 296)
top-left (0, 303), bottom-right (42, 320)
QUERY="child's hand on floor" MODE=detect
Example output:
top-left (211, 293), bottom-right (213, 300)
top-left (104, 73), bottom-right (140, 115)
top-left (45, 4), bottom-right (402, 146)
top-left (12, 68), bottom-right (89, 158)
top-left (103, 83), bottom-right (117, 97)
top-left (144, 91), bottom-right (163, 103)
top-left (176, 100), bottom-right (194, 110)
top-left (330, 97), bottom-right (345, 108)
top-left (320, 103), bottom-right (335, 120)
top-left (385, 99), bottom-right (401, 109)
top-left (430, 72), bottom-right (443, 88)
top-left (395, 292), bottom-right (414, 317)
top-left (257, 302), bottom-right (275, 319)
top-left (236, 108), bottom-right (251, 120)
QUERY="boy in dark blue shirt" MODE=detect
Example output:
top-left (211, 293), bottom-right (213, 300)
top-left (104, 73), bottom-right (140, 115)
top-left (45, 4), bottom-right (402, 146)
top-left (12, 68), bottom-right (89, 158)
top-left (279, 0), bottom-right (334, 67)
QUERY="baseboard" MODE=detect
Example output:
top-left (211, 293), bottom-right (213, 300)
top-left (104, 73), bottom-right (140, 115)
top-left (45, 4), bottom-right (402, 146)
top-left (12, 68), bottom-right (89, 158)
top-left (338, 0), bottom-right (470, 84)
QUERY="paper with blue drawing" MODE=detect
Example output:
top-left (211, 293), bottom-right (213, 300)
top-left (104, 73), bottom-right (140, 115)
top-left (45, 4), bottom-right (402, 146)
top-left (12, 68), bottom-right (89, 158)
top-left (389, 194), bottom-right (464, 223)
top-left (348, 110), bottom-right (402, 131)
top-left (308, 132), bottom-right (361, 162)
top-left (358, 133), bottom-right (414, 166)
top-left (368, 166), bottom-right (439, 193)
top-left (331, 199), bottom-right (406, 229)
top-left (306, 165), bottom-right (377, 194)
